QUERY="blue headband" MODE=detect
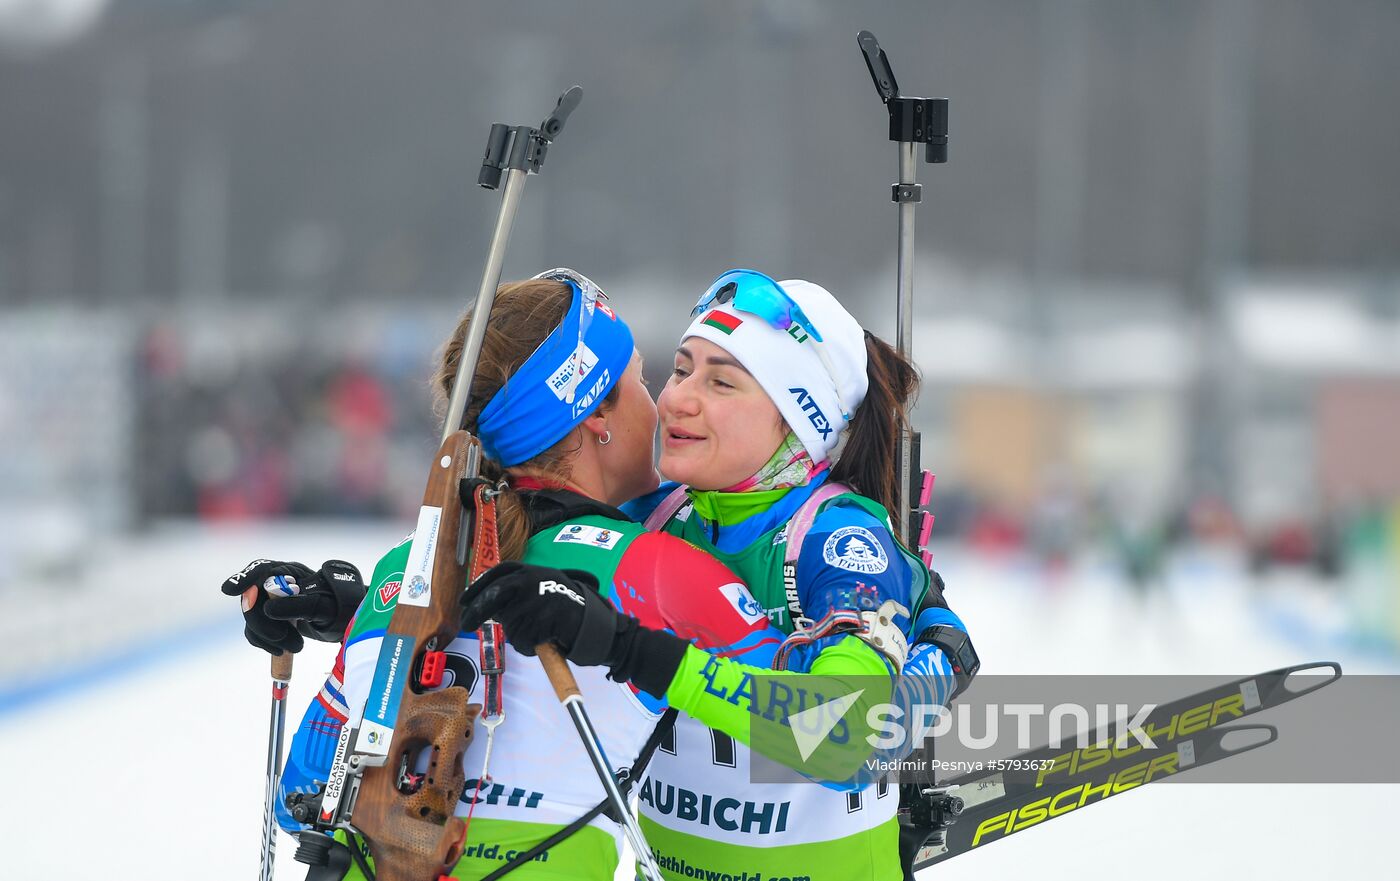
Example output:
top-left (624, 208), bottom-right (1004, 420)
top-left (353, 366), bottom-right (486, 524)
top-left (476, 270), bottom-right (634, 466)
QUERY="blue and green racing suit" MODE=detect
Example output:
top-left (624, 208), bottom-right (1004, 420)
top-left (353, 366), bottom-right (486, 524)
top-left (627, 471), bottom-right (970, 881)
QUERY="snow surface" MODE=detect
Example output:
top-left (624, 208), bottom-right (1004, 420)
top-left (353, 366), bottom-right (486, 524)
top-left (1, 523), bottom-right (1393, 880)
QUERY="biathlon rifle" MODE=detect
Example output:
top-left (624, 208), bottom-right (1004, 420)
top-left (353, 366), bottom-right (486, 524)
top-left (283, 87), bottom-right (660, 881)
top-left (856, 29), bottom-right (956, 875)
top-left (857, 29), bottom-right (947, 561)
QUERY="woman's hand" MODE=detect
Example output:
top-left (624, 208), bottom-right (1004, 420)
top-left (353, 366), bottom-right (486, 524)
top-left (221, 558), bottom-right (367, 653)
top-left (460, 561), bottom-right (620, 663)
top-left (461, 561), bottom-right (689, 698)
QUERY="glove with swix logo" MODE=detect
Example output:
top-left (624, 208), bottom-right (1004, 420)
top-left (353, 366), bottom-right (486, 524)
top-left (461, 560), bottom-right (689, 699)
top-left (221, 558), bottom-right (367, 653)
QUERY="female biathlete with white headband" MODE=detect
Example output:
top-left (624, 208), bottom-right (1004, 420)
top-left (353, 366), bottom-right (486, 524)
top-left (463, 270), bottom-right (978, 881)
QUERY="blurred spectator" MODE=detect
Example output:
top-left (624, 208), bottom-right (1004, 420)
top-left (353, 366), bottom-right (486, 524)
top-left (134, 313), bottom-right (436, 522)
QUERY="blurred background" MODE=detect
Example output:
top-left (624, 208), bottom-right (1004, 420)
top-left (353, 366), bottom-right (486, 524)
top-left (2, 1), bottom-right (1398, 878)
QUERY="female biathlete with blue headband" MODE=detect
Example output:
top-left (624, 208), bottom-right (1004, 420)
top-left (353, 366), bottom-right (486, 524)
top-left (462, 270), bottom-right (978, 881)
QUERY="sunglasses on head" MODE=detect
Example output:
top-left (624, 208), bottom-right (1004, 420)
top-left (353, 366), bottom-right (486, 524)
top-left (691, 269), bottom-right (851, 420)
top-left (690, 269), bottom-right (826, 342)
top-left (535, 266), bottom-right (611, 305)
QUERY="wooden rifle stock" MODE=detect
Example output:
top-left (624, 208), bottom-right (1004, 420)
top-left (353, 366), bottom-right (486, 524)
top-left (349, 430), bottom-right (487, 881)
top-left (348, 430), bottom-right (587, 879)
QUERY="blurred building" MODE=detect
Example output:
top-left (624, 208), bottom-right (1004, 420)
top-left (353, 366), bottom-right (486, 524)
top-left (2, 1), bottom-right (1399, 647)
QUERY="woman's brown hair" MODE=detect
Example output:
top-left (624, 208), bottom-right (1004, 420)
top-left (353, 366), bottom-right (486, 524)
top-left (433, 278), bottom-right (620, 559)
top-left (827, 331), bottom-right (919, 526)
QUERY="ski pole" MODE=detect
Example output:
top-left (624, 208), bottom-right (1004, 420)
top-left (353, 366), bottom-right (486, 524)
top-left (537, 651), bottom-right (665, 880)
top-left (260, 649), bottom-right (293, 881)
top-left (248, 573), bottom-right (299, 881)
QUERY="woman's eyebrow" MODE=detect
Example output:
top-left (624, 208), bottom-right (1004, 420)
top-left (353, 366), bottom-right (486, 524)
top-left (676, 345), bottom-right (750, 374)
top-left (705, 354), bottom-right (748, 371)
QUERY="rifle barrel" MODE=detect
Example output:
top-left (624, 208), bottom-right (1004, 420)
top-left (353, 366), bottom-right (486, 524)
top-left (442, 166), bottom-right (529, 443)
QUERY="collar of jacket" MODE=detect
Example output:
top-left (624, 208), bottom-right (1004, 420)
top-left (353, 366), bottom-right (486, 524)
top-left (518, 487), bottom-right (631, 535)
top-left (687, 470), bottom-right (832, 552)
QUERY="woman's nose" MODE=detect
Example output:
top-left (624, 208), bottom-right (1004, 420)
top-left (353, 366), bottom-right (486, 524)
top-left (660, 374), bottom-right (700, 416)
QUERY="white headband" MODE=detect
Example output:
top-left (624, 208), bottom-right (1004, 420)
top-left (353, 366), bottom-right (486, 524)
top-left (681, 279), bottom-right (868, 463)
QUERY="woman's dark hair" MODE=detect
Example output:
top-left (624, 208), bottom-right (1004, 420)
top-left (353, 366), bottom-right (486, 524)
top-left (828, 330), bottom-right (919, 524)
top-left (433, 278), bottom-right (620, 559)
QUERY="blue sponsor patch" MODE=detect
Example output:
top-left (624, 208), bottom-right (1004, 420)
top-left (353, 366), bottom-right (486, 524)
top-left (366, 634), bottom-right (415, 728)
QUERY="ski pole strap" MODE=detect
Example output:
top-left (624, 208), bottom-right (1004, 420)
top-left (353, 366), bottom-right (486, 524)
top-left (477, 709), bottom-right (679, 881)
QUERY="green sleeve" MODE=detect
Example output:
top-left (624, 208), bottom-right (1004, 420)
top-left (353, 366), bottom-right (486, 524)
top-left (344, 538), bottom-right (412, 641)
top-left (664, 639), bottom-right (894, 781)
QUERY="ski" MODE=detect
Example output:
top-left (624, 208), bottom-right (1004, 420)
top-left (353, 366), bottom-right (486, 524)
top-left (916, 722), bottom-right (1277, 867)
top-left (905, 661), bottom-right (1339, 870)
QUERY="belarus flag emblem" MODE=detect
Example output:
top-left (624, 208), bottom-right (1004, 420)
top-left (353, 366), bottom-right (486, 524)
top-left (701, 310), bottom-right (743, 335)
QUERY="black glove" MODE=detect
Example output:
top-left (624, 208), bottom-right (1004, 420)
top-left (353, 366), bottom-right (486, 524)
top-left (460, 561), bottom-right (689, 699)
top-left (920, 569), bottom-right (949, 612)
top-left (221, 558), bottom-right (367, 653)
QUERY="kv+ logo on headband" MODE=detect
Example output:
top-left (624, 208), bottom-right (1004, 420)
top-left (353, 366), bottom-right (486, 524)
top-left (477, 268), bottom-right (635, 467)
